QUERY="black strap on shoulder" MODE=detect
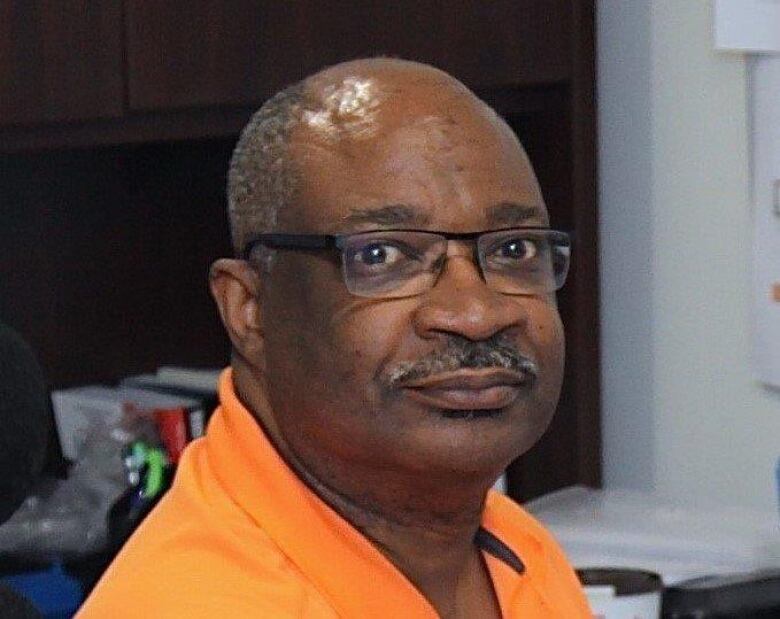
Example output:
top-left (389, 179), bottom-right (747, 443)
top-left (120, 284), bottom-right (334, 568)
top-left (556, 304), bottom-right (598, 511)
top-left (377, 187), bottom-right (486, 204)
top-left (474, 527), bottom-right (525, 575)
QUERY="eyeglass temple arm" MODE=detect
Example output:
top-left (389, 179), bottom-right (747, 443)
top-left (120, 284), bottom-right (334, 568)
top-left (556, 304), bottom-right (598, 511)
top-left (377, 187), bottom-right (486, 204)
top-left (243, 234), bottom-right (336, 258)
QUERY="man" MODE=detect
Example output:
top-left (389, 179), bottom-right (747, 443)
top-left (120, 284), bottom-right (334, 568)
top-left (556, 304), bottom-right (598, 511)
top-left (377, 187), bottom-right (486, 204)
top-left (79, 58), bottom-right (590, 618)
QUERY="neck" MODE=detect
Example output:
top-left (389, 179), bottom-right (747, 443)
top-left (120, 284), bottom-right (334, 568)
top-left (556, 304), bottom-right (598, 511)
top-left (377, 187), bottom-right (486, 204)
top-left (296, 458), bottom-right (489, 617)
top-left (232, 361), bottom-right (500, 618)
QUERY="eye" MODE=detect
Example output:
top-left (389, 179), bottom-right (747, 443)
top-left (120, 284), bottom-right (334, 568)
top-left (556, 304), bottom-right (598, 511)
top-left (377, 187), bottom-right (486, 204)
top-left (496, 238), bottom-right (538, 261)
top-left (351, 242), bottom-right (405, 268)
top-left (483, 235), bottom-right (549, 272)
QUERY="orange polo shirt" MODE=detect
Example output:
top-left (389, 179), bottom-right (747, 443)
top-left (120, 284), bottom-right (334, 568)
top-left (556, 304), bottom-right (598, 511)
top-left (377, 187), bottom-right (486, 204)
top-left (79, 370), bottom-right (590, 618)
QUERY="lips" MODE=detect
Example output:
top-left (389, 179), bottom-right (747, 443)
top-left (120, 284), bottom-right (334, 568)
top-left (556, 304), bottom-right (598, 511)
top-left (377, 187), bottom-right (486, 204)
top-left (400, 368), bottom-right (533, 411)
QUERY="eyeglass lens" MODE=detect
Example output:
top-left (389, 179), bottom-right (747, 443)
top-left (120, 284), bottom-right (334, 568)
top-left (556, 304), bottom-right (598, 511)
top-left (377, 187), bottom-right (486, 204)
top-left (339, 229), bottom-right (570, 299)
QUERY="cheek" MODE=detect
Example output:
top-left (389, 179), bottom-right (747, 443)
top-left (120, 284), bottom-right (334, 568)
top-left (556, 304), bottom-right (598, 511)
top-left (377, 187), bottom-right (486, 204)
top-left (266, 265), bottom-right (411, 399)
top-left (325, 301), bottom-right (413, 388)
top-left (523, 299), bottom-right (565, 373)
top-left (263, 261), bottom-right (338, 384)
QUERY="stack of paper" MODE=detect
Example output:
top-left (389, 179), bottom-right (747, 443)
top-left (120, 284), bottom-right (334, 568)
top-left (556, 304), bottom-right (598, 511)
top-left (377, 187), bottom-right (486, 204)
top-left (525, 485), bottom-right (780, 584)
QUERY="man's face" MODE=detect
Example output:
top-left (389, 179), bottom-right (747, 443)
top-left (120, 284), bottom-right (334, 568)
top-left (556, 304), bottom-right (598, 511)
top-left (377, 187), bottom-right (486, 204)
top-left (259, 86), bottom-right (565, 481)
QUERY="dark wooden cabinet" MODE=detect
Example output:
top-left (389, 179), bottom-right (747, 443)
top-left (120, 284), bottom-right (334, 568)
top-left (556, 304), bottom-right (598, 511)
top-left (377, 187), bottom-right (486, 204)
top-left (124, 1), bottom-right (271, 110)
top-left (0, 1), bottom-right (123, 126)
top-left (0, 2), bottom-right (599, 501)
top-left (124, 0), bottom-right (570, 111)
top-left (0, 1), bottom-right (572, 123)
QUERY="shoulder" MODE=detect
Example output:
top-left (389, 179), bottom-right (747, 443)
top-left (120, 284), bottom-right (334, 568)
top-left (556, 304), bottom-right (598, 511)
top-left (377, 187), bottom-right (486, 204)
top-left (78, 442), bottom-right (335, 618)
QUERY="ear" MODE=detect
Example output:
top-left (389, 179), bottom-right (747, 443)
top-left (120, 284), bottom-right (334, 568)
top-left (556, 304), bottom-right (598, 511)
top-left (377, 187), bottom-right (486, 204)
top-left (209, 258), bottom-right (265, 369)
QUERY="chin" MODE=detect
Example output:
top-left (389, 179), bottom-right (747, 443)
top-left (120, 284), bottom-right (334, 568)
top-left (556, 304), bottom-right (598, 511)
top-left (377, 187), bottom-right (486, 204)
top-left (396, 406), bottom-right (551, 478)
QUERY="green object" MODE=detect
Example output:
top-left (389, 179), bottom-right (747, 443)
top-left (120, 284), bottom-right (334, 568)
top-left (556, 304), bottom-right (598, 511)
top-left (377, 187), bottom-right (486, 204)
top-left (142, 447), bottom-right (167, 499)
top-left (125, 440), bottom-right (168, 500)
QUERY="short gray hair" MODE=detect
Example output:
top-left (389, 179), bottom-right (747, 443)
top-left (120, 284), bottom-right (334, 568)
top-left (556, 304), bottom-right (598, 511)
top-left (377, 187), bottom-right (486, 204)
top-left (227, 81), bottom-right (306, 257)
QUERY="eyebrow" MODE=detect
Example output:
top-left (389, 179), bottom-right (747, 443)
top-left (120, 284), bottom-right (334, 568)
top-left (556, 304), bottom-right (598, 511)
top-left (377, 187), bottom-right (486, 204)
top-left (340, 204), bottom-right (430, 227)
top-left (339, 201), bottom-right (544, 229)
top-left (486, 202), bottom-right (546, 227)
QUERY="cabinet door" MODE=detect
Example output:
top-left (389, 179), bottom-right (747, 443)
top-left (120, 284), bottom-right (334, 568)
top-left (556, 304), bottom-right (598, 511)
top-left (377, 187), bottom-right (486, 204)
top-left (125, 0), bottom-right (570, 111)
top-left (0, 1), bottom-right (123, 126)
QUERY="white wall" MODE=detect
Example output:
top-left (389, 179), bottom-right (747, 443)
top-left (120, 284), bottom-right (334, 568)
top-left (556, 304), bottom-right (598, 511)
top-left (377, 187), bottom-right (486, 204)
top-left (598, 0), bottom-right (780, 512)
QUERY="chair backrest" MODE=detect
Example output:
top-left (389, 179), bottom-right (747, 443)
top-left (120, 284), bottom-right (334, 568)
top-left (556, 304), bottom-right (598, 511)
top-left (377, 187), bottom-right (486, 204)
top-left (0, 322), bottom-right (51, 524)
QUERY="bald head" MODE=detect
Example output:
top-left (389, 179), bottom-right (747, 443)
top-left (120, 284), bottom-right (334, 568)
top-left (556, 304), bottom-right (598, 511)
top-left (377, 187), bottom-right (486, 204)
top-left (227, 58), bottom-right (522, 254)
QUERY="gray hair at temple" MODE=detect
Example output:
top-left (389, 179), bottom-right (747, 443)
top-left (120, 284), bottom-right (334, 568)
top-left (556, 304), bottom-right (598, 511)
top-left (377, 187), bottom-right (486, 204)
top-left (226, 82), bottom-right (306, 258)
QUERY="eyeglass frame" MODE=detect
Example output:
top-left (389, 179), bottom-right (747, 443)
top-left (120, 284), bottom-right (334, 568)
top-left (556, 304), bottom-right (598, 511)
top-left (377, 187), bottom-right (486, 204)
top-left (242, 226), bottom-right (571, 298)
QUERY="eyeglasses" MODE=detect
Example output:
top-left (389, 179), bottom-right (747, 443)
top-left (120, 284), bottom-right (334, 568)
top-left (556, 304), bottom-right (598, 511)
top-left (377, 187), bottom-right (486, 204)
top-left (243, 227), bottom-right (571, 299)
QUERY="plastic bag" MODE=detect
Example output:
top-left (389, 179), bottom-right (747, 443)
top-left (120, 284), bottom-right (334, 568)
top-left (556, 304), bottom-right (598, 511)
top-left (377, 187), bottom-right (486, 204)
top-left (0, 411), bottom-right (155, 559)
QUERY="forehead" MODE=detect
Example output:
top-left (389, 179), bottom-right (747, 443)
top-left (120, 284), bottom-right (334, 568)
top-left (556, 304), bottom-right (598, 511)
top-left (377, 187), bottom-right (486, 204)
top-left (282, 81), bottom-right (547, 233)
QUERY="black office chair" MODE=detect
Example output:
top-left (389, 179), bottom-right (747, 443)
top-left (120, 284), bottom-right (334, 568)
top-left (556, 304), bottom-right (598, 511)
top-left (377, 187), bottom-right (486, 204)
top-left (0, 322), bottom-right (53, 618)
top-left (0, 322), bottom-right (50, 523)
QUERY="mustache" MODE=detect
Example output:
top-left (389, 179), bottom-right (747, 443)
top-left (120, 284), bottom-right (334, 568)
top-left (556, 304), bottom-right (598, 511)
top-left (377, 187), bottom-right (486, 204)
top-left (385, 334), bottom-right (538, 388)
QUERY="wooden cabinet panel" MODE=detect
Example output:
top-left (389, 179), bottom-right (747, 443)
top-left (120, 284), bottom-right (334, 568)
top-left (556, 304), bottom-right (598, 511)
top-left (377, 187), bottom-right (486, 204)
top-left (125, 0), bottom-right (571, 111)
top-left (0, 142), bottom-right (233, 388)
top-left (0, 1), bottom-right (123, 126)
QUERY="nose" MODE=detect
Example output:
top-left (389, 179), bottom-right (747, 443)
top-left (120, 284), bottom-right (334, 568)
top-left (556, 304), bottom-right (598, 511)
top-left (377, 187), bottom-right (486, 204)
top-left (411, 250), bottom-right (529, 342)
